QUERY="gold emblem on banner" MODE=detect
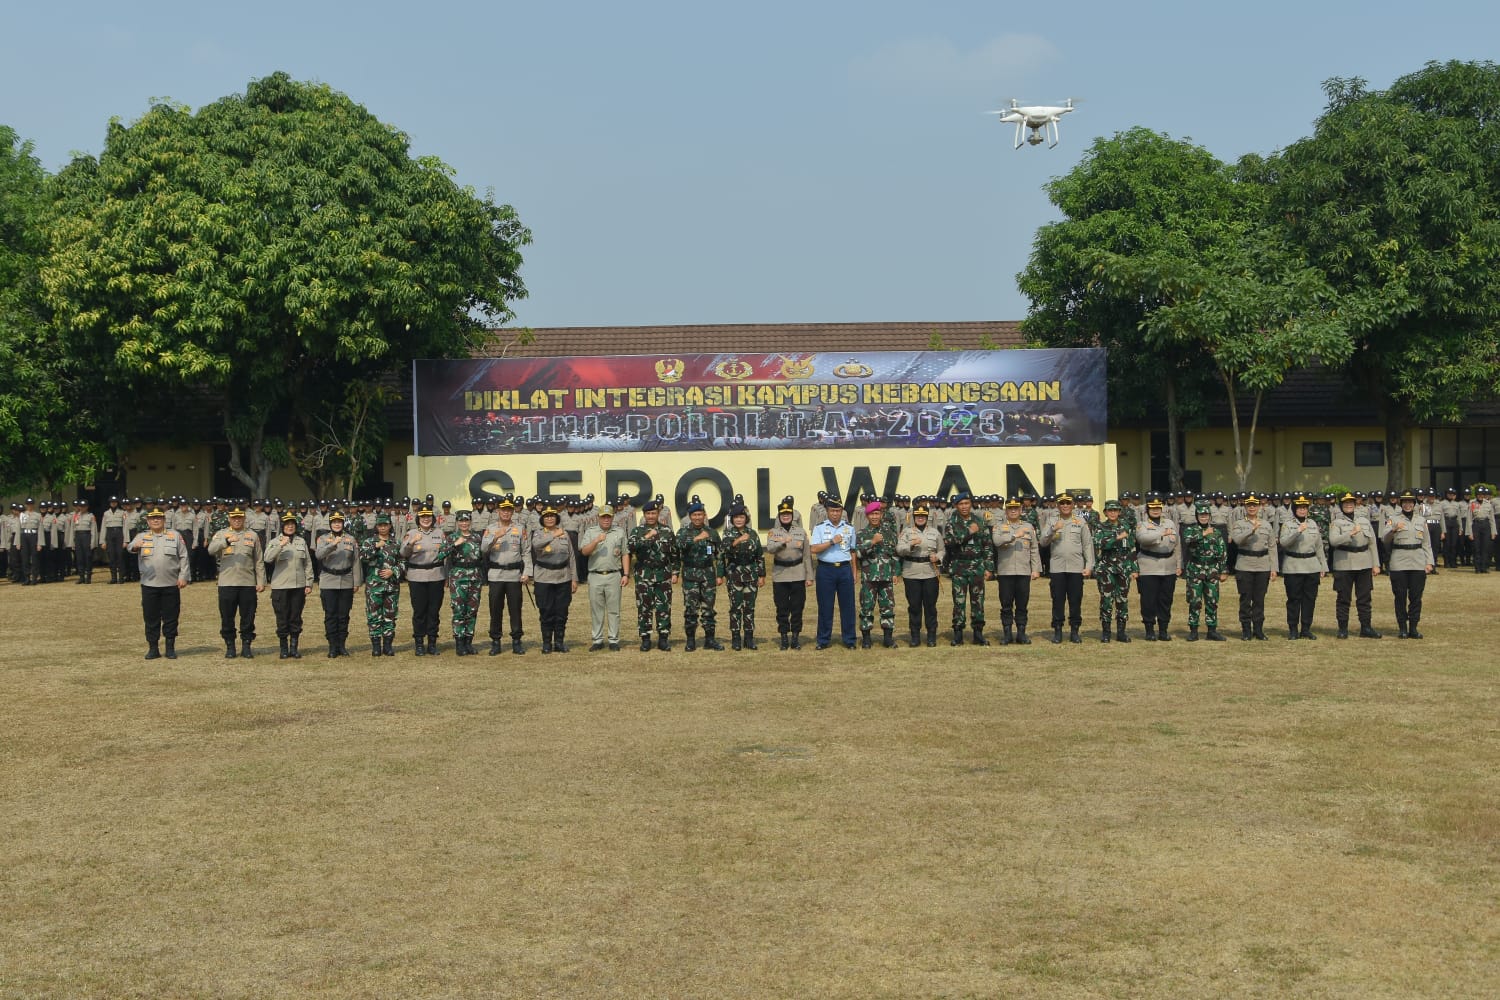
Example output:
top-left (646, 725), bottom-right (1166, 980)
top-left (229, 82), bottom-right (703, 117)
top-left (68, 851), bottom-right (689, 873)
top-left (833, 358), bottom-right (874, 379)
top-left (713, 357), bottom-right (754, 381)
top-left (776, 354), bottom-right (814, 380)
top-left (655, 358), bottom-right (684, 383)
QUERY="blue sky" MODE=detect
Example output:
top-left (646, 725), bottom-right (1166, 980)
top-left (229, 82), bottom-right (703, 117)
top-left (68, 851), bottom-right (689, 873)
top-left (4, 1), bottom-right (1495, 329)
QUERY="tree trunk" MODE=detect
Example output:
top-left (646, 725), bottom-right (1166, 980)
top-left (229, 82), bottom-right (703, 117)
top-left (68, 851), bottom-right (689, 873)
top-left (225, 412), bottom-right (273, 497)
top-left (1384, 400), bottom-right (1410, 492)
top-left (1165, 375), bottom-right (1182, 491)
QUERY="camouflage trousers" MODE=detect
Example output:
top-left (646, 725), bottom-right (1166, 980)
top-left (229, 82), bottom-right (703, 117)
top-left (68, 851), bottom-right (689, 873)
top-left (859, 576), bottom-right (897, 631)
top-left (1095, 562), bottom-right (1133, 625)
top-left (364, 582), bottom-right (401, 639)
top-left (1185, 572), bottom-right (1220, 629)
top-left (634, 578), bottom-right (673, 635)
top-left (726, 581), bottom-right (760, 633)
top-left (449, 569), bottom-right (483, 639)
top-left (681, 575), bottom-right (718, 631)
top-left (950, 561), bottom-right (986, 629)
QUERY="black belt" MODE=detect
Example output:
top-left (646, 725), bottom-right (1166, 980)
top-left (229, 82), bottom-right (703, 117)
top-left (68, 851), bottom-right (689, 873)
top-left (590, 569), bottom-right (620, 575)
top-left (773, 557), bottom-right (803, 566)
top-left (1137, 549), bottom-right (1174, 559)
top-left (492, 560), bottom-right (523, 571)
top-left (1334, 542), bottom-right (1370, 552)
top-left (323, 567), bottom-right (353, 576)
top-left (1238, 548), bottom-right (1268, 557)
top-left (1284, 551), bottom-right (1320, 559)
top-left (1393, 543), bottom-right (1424, 550)
top-left (900, 554), bottom-right (931, 563)
top-left (819, 560), bottom-right (851, 568)
top-left (535, 557), bottom-right (571, 569)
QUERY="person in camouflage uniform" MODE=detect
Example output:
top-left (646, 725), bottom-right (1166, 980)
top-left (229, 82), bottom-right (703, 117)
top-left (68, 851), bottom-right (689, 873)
top-left (720, 499), bottom-right (765, 650)
top-left (628, 499), bottom-right (680, 651)
top-left (1092, 500), bottom-right (1139, 642)
top-left (446, 511), bottom-right (485, 655)
top-left (360, 514), bottom-right (404, 655)
top-left (676, 497), bottom-right (725, 651)
top-left (855, 500), bottom-right (901, 647)
top-left (943, 492), bottom-right (993, 646)
top-left (1181, 502), bottom-right (1228, 640)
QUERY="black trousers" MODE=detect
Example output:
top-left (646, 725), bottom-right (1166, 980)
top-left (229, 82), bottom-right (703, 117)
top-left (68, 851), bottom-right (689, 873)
top-left (18, 532), bottom-right (39, 583)
top-left (1282, 573), bottom-right (1320, 632)
top-left (1443, 519), bottom-right (1459, 567)
top-left (996, 575), bottom-right (1031, 629)
top-left (1137, 574), bottom-right (1177, 628)
top-left (1473, 522), bottom-right (1493, 574)
top-left (535, 581), bottom-right (573, 634)
top-left (1235, 570), bottom-right (1271, 631)
top-left (488, 580), bottom-right (525, 639)
top-left (1389, 570), bottom-right (1427, 627)
top-left (271, 588), bottom-right (307, 638)
top-left (1331, 569), bottom-right (1373, 629)
top-left (773, 580), bottom-right (808, 635)
top-left (141, 585), bottom-right (181, 644)
top-left (409, 580), bottom-right (445, 638)
top-left (1049, 572), bottom-right (1084, 629)
top-left (321, 587), bottom-right (354, 644)
top-left (218, 585), bottom-right (259, 641)
top-left (74, 534), bottom-right (93, 580)
top-left (903, 576), bottom-right (939, 634)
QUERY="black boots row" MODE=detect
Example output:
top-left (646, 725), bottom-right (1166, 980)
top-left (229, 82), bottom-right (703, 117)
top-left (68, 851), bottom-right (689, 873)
top-left (539, 629), bottom-right (569, 654)
top-left (949, 627), bottom-right (991, 646)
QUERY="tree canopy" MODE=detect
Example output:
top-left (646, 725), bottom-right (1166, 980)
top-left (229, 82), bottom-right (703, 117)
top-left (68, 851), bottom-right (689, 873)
top-left (43, 71), bottom-right (530, 495)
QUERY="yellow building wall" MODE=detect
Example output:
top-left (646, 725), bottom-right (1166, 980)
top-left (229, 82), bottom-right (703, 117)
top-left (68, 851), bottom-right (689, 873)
top-left (119, 444), bottom-right (216, 499)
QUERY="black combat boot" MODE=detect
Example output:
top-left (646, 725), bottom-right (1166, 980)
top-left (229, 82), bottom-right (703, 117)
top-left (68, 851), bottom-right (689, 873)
top-left (414, 635), bottom-right (426, 657)
top-left (1144, 624), bottom-right (1157, 641)
top-left (972, 627), bottom-right (990, 646)
top-left (1001, 626), bottom-right (1013, 646)
top-left (1068, 627), bottom-right (1081, 644)
top-left (279, 637), bottom-right (290, 660)
top-left (383, 636), bottom-right (394, 656)
top-left (373, 639), bottom-right (384, 656)
top-left (925, 630), bottom-right (937, 647)
top-left (241, 639), bottom-right (254, 660)
top-left (490, 639), bottom-right (503, 655)
top-left (1187, 628), bottom-right (1199, 642)
top-left (860, 630), bottom-right (872, 649)
top-left (1206, 628), bottom-right (1226, 641)
top-left (781, 633), bottom-right (791, 651)
top-left (145, 642), bottom-right (160, 660)
top-left (910, 630), bottom-right (922, 648)
top-left (658, 632), bottom-right (671, 651)
top-left (225, 640), bottom-right (238, 659)
top-left (1157, 625), bottom-right (1172, 642)
top-left (288, 637), bottom-right (301, 659)
top-left (1336, 621), bottom-right (1350, 639)
top-left (1287, 626), bottom-right (1300, 640)
top-left (1407, 621), bottom-right (1423, 639)
top-left (744, 631), bottom-right (758, 650)
top-left (1016, 627), bottom-right (1031, 645)
top-left (951, 628), bottom-right (965, 646)
top-left (702, 629), bottom-right (723, 651)
top-left (327, 640), bottom-right (338, 659)
top-left (1115, 624), bottom-right (1130, 644)
top-left (1241, 625), bottom-right (1253, 641)
top-left (881, 628), bottom-right (894, 648)
top-left (427, 636), bottom-right (440, 656)
top-left (1359, 625), bottom-right (1382, 639)
top-left (791, 632), bottom-right (803, 649)
top-left (1299, 628), bottom-right (1317, 641)
top-left (1253, 627), bottom-right (1268, 641)
top-left (732, 632), bottom-right (743, 651)
top-left (1051, 627), bottom-right (1063, 645)
top-left (512, 637), bottom-right (524, 654)
top-left (684, 629), bottom-right (697, 652)
top-left (1101, 627), bottom-right (1112, 643)
top-left (164, 639), bottom-right (176, 660)
top-left (540, 633), bottom-right (552, 654)
top-left (552, 630), bottom-right (567, 653)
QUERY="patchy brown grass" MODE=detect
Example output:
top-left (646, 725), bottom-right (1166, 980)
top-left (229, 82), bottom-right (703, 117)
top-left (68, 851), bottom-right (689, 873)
top-left (2, 574), bottom-right (1497, 998)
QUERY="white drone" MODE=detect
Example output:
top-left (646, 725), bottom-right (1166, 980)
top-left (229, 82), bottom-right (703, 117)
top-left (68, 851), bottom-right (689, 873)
top-left (990, 98), bottom-right (1077, 149)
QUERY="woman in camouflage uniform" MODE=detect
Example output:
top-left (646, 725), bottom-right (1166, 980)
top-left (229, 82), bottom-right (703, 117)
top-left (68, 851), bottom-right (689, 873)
top-left (721, 500), bottom-right (765, 650)
top-left (360, 514), bottom-right (404, 656)
top-left (1181, 502), bottom-right (1228, 641)
top-left (446, 511), bottom-right (485, 655)
top-left (855, 500), bottom-right (901, 648)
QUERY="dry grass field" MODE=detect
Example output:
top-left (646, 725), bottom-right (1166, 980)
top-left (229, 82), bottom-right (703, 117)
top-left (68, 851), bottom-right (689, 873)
top-left (2, 572), bottom-right (1497, 999)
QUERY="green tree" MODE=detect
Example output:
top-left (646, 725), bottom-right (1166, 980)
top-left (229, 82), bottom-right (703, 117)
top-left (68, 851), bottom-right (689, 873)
top-left (1269, 61), bottom-right (1500, 489)
top-left (43, 72), bottom-right (530, 496)
top-left (0, 125), bottom-right (111, 493)
top-left (1018, 128), bottom-right (1223, 490)
top-left (1088, 157), bottom-right (1355, 489)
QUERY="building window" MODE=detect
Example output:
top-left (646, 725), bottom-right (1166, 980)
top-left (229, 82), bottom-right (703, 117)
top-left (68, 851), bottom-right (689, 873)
top-left (1354, 441), bottom-right (1385, 467)
top-left (1302, 442), bottom-right (1333, 468)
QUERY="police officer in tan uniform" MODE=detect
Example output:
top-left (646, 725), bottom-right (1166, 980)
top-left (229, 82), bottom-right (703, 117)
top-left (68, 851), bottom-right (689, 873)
top-left (208, 506), bottom-right (265, 658)
top-left (127, 507), bottom-right (191, 659)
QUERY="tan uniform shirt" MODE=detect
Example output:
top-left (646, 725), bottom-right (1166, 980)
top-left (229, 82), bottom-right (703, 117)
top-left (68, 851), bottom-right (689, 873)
top-left (209, 527), bottom-right (266, 587)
